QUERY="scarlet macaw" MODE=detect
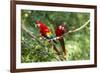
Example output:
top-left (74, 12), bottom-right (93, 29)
top-left (36, 21), bottom-right (54, 39)
top-left (55, 23), bottom-right (67, 58)
top-left (35, 21), bottom-right (60, 54)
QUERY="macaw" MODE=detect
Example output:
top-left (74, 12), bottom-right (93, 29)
top-left (35, 20), bottom-right (60, 54)
top-left (36, 21), bottom-right (54, 39)
top-left (55, 23), bottom-right (67, 58)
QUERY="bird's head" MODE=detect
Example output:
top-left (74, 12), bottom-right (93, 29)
top-left (36, 21), bottom-right (41, 27)
top-left (58, 22), bottom-right (67, 33)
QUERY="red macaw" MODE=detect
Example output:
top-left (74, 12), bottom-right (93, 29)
top-left (36, 21), bottom-right (54, 39)
top-left (35, 20), bottom-right (60, 54)
top-left (55, 23), bottom-right (67, 58)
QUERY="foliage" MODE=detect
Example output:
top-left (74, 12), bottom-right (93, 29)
top-left (21, 9), bottom-right (90, 63)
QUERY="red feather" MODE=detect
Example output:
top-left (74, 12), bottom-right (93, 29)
top-left (36, 21), bottom-right (50, 37)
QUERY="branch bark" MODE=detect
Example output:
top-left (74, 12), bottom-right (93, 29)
top-left (67, 19), bottom-right (90, 33)
top-left (21, 23), bottom-right (36, 40)
top-left (21, 21), bottom-right (47, 48)
top-left (49, 19), bottom-right (90, 40)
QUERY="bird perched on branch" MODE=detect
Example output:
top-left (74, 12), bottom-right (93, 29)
top-left (55, 22), bottom-right (68, 59)
top-left (36, 21), bottom-right (54, 39)
top-left (35, 20), bottom-right (60, 54)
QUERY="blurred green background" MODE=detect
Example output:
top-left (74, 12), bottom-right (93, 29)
top-left (21, 9), bottom-right (90, 63)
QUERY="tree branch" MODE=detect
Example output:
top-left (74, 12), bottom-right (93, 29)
top-left (21, 21), bottom-right (47, 48)
top-left (21, 23), bottom-right (36, 40)
top-left (67, 19), bottom-right (90, 34)
top-left (49, 19), bottom-right (90, 40)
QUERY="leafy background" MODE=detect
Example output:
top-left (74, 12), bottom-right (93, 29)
top-left (21, 9), bottom-right (90, 63)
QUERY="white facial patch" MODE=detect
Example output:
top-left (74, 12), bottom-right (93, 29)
top-left (62, 27), bottom-right (64, 30)
top-left (59, 26), bottom-right (62, 29)
top-left (37, 23), bottom-right (40, 27)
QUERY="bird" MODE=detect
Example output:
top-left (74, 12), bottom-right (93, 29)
top-left (55, 22), bottom-right (68, 59)
top-left (36, 21), bottom-right (54, 39)
top-left (35, 20), bottom-right (60, 55)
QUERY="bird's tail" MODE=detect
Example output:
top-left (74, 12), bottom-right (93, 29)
top-left (59, 37), bottom-right (67, 59)
top-left (53, 44), bottom-right (60, 55)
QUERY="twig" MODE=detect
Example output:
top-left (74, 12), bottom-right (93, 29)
top-left (67, 19), bottom-right (90, 33)
top-left (21, 21), bottom-right (47, 48)
top-left (21, 23), bottom-right (36, 40)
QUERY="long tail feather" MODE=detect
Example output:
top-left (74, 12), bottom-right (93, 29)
top-left (53, 45), bottom-right (60, 55)
top-left (59, 37), bottom-right (67, 56)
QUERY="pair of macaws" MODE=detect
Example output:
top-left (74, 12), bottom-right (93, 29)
top-left (36, 20), bottom-right (67, 59)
